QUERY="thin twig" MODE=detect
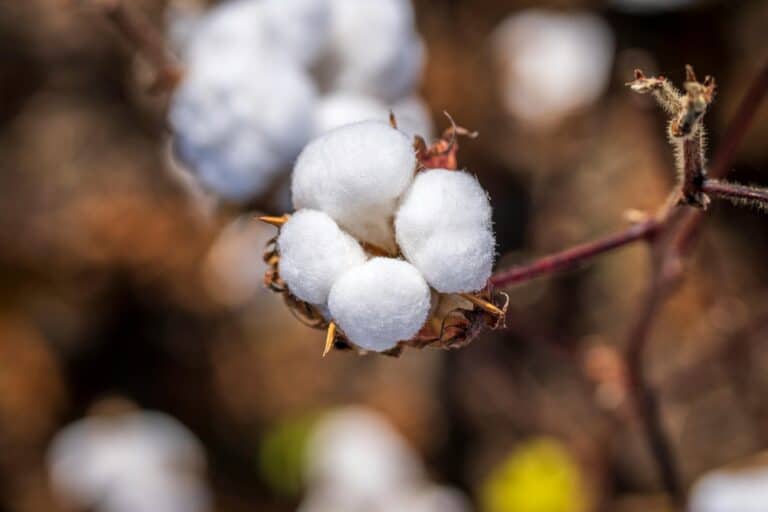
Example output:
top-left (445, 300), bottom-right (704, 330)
top-left (92, 0), bottom-right (183, 92)
top-left (489, 220), bottom-right (660, 288)
top-left (702, 179), bottom-right (768, 208)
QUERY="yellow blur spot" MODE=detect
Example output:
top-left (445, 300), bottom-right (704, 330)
top-left (481, 438), bottom-right (587, 512)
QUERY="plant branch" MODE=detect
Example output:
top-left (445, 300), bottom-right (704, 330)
top-left (702, 179), bottom-right (768, 208)
top-left (91, 0), bottom-right (183, 92)
top-left (489, 220), bottom-right (660, 289)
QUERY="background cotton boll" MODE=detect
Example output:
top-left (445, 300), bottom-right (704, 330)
top-left (277, 209), bottom-right (367, 305)
top-left (48, 406), bottom-right (210, 512)
top-left (304, 407), bottom-right (424, 501)
top-left (261, 0), bottom-right (331, 66)
top-left (395, 169), bottom-right (495, 293)
top-left (392, 95), bottom-right (435, 141)
top-left (313, 92), bottom-right (388, 136)
top-left (292, 121), bottom-right (416, 251)
top-left (688, 466), bottom-right (768, 512)
top-left (202, 216), bottom-right (274, 307)
top-left (179, 0), bottom-right (265, 63)
top-left (328, 258), bottom-right (431, 351)
top-left (170, 49), bottom-right (316, 202)
top-left (313, 93), bottom-right (434, 140)
top-left (491, 10), bottom-right (615, 127)
top-left (385, 485), bottom-right (472, 512)
top-left (324, 0), bottom-right (425, 103)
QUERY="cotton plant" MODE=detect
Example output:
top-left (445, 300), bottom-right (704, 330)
top-left (47, 399), bottom-right (211, 512)
top-left (298, 407), bottom-right (471, 512)
top-left (261, 119), bottom-right (507, 356)
top-left (163, 0), bottom-right (432, 204)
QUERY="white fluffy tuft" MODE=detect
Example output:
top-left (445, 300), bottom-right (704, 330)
top-left (313, 93), bottom-right (434, 140)
top-left (328, 258), bottom-right (431, 352)
top-left (170, 49), bottom-right (315, 201)
top-left (277, 209), bottom-right (367, 304)
top-left (323, 0), bottom-right (425, 102)
top-left (292, 121), bottom-right (416, 251)
top-left (395, 169), bottom-right (495, 293)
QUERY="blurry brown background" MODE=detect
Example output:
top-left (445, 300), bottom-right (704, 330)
top-left (0, 0), bottom-right (767, 510)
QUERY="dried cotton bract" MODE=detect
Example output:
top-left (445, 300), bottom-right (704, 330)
top-left (263, 119), bottom-right (506, 355)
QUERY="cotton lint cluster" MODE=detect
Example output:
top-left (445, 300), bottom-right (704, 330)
top-left (269, 120), bottom-right (497, 353)
top-left (166, 0), bottom-right (432, 203)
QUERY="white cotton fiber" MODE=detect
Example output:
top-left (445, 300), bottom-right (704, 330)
top-left (260, 0), bottom-right (331, 65)
top-left (179, 0), bottom-right (265, 63)
top-left (491, 9), bottom-right (614, 126)
top-left (170, 48), bottom-right (316, 201)
top-left (304, 407), bottom-right (424, 500)
top-left (327, 258), bottom-right (431, 351)
top-left (292, 121), bottom-right (417, 251)
top-left (689, 467), bottom-right (768, 512)
top-left (313, 93), bottom-right (434, 140)
top-left (395, 169), bottom-right (495, 293)
top-left (277, 209), bottom-right (367, 304)
top-left (324, 0), bottom-right (425, 102)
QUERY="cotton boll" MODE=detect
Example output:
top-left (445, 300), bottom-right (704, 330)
top-left (384, 485), bottom-right (472, 512)
top-left (48, 409), bottom-right (210, 512)
top-left (395, 169), bottom-right (495, 293)
top-left (492, 10), bottom-right (614, 127)
top-left (328, 258), bottom-right (431, 351)
top-left (304, 407), bottom-right (424, 500)
top-left (313, 93), bottom-right (434, 140)
top-left (180, 0), bottom-right (265, 63)
top-left (292, 121), bottom-right (416, 250)
top-left (313, 93), bottom-right (387, 136)
top-left (689, 467), bottom-right (768, 512)
top-left (392, 95), bottom-right (434, 141)
top-left (261, 0), bottom-right (331, 66)
top-left (202, 216), bottom-right (274, 307)
top-left (324, 0), bottom-right (425, 102)
top-left (278, 209), bottom-right (367, 305)
top-left (170, 48), bottom-right (316, 202)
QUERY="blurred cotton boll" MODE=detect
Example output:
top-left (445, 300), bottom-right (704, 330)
top-left (47, 400), bottom-right (211, 512)
top-left (314, 93), bottom-right (434, 140)
top-left (689, 464), bottom-right (768, 512)
top-left (169, 48), bottom-right (316, 202)
top-left (492, 10), bottom-right (615, 127)
top-left (202, 216), bottom-right (275, 307)
top-left (303, 407), bottom-right (425, 503)
top-left (323, 0), bottom-right (426, 103)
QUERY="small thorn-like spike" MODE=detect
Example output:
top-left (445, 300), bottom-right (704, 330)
top-left (685, 64), bottom-right (697, 83)
top-left (389, 111), bottom-right (398, 129)
top-left (459, 293), bottom-right (504, 317)
top-left (259, 214), bottom-right (289, 227)
top-left (323, 322), bottom-right (336, 357)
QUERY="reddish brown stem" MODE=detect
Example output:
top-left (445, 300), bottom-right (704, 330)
top-left (489, 220), bottom-right (660, 288)
top-left (96, 0), bottom-right (183, 91)
top-left (702, 179), bottom-right (768, 208)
